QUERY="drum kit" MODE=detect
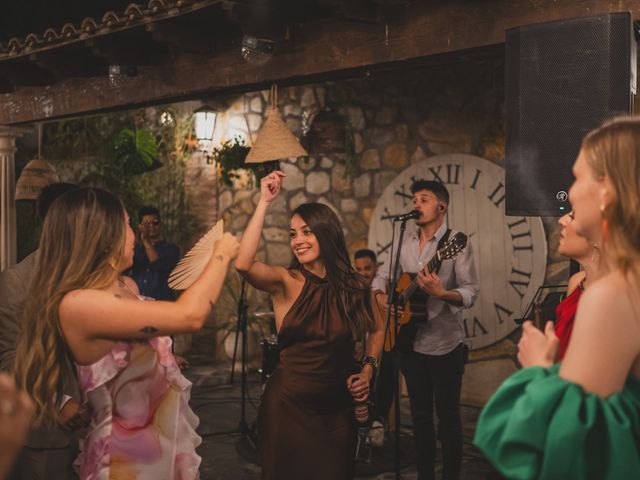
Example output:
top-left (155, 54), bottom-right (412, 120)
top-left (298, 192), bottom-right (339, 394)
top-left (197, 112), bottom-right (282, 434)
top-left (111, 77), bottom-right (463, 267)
top-left (253, 310), bottom-right (279, 383)
top-left (229, 309), bottom-right (279, 384)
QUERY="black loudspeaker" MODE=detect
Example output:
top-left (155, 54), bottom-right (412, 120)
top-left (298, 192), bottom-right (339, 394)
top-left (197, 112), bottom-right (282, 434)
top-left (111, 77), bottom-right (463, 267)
top-left (505, 12), bottom-right (636, 216)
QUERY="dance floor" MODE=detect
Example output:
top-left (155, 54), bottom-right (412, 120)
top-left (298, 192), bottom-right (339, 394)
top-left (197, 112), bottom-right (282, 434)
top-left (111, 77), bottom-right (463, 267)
top-left (185, 363), bottom-right (499, 479)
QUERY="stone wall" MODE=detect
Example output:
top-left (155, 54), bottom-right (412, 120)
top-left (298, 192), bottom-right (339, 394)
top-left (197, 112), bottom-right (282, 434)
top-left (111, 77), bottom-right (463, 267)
top-left (218, 60), bottom-right (510, 260)
top-left (189, 58), bottom-right (569, 404)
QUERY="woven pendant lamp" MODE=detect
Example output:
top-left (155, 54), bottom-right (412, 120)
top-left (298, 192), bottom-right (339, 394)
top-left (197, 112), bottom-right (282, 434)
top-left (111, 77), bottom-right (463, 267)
top-left (245, 85), bottom-right (308, 164)
top-left (15, 125), bottom-right (59, 200)
top-left (15, 156), bottom-right (60, 200)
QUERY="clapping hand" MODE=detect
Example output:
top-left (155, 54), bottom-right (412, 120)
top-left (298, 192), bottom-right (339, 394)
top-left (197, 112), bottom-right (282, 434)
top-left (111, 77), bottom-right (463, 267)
top-left (518, 320), bottom-right (559, 368)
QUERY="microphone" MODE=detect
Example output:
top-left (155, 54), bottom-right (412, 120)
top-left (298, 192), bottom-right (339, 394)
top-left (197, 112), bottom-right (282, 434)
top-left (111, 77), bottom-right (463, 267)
top-left (381, 210), bottom-right (421, 222)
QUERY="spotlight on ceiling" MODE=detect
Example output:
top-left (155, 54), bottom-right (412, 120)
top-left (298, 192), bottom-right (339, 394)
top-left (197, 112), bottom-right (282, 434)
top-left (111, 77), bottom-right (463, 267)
top-left (241, 35), bottom-right (275, 65)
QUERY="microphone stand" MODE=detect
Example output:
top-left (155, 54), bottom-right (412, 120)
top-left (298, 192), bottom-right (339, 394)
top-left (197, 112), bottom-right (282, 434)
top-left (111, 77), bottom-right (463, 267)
top-left (374, 217), bottom-right (411, 480)
top-left (213, 277), bottom-right (256, 447)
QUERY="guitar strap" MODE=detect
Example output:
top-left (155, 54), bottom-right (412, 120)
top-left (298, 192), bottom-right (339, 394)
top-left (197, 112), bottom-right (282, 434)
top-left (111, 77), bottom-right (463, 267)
top-left (397, 228), bottom-right (452, 353)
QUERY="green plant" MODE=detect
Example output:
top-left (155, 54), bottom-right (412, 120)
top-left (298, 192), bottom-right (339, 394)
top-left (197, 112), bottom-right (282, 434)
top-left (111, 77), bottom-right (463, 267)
top-left (38, 108), bottom-right (202, 255)
top-left (212, 136), bottom-right (251, 187)
top-left (212, 136), bottom-right (277, 188)
top-left (113, 128), bottom-right (160, 175)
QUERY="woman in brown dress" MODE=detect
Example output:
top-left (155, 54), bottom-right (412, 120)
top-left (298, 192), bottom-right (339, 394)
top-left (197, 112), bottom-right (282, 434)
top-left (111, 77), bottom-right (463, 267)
top-left (235, 171), bottom-right (384, 480)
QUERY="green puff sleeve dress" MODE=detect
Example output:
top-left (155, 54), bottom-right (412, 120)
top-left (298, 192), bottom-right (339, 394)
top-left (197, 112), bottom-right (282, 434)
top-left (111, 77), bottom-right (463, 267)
top-left (474, 364), bottom-right (640, 479)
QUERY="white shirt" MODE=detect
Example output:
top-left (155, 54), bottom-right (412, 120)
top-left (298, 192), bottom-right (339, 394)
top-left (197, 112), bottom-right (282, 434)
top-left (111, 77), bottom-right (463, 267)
top-left (371, 223), bottom-right (479, 355)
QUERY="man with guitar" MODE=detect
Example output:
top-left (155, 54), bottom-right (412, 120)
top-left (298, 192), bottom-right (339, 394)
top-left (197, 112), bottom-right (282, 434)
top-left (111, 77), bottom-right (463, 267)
top-left (372, 180), bottom-right (479, 480)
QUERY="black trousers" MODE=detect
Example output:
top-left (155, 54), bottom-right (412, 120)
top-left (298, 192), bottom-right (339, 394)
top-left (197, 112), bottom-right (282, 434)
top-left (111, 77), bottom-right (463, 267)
top-left (401, 344), bottom-right (464, 480)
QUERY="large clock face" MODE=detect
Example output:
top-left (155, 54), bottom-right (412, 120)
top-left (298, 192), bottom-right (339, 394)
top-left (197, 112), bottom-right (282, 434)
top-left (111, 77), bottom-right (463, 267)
top-left (369, 154), bottom-right (547, 349)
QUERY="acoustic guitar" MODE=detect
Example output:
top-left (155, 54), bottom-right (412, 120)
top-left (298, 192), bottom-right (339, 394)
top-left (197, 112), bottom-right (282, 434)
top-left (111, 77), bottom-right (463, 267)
top-left (384, 232), bottom-right (468, 352)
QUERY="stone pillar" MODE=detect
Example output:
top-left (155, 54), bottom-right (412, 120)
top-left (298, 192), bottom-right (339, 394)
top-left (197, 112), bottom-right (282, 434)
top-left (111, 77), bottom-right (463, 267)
top-left (0, 127), bottom-right (28, 271)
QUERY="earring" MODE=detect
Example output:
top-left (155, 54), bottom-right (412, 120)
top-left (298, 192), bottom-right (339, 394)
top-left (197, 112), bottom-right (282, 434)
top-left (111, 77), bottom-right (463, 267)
top-left (107, 257), bottom-right (118, 271)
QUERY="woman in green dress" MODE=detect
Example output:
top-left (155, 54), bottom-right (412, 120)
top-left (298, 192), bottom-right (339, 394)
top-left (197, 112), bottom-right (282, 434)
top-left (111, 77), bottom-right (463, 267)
top-left (474, 116), bottom-right (640, 479)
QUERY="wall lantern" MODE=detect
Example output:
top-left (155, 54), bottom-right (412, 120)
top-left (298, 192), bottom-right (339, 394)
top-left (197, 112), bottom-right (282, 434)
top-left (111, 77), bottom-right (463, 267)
top-left (194, 105), bottom-right (217, 163)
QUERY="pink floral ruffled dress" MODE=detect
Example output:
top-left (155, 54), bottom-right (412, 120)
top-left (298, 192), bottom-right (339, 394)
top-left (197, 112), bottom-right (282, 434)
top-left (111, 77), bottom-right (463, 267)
top-left (75, 335), bottom-right (201, 479)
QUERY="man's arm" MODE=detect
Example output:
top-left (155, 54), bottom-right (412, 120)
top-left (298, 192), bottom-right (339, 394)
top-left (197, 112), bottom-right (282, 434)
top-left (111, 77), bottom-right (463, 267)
top-left (451, 240), bottom-right (479, 310)
top-left (418, 241), bottom-right (479, 311)
top-left (371, 261), bottom-right (390, 294)
top-left (0, 267), bottom-right (25, 373)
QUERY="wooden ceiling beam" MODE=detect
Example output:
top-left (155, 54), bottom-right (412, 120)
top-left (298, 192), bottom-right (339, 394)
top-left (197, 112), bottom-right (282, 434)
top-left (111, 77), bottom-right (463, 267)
top-left (85, 29), bottom-right (168, 67)
top-left (1, 0), bottom-right (640, 124)
top-left (30, 46), bottom-right (109, 79)
top-left (145, 6), bottom-right (240, 54)
top-left (0, 59), bottom-right (55, 89)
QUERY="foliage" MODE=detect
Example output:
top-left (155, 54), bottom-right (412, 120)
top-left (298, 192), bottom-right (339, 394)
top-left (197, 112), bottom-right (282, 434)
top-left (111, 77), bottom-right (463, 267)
top-left (131, 110), bottom-right (200, 250)
top-left (39, 108), bottom-right (201, 254)
top-left (212, 136), bottom-right (276, 188)
top-left (113, 128), bottom-right (160, 175)
top-left (212, 136), bottom-right (251, 187)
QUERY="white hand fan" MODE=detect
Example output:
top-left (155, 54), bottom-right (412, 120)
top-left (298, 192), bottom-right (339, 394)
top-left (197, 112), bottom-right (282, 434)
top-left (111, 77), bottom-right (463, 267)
top-left (168, 220), bottom-right (224, 290)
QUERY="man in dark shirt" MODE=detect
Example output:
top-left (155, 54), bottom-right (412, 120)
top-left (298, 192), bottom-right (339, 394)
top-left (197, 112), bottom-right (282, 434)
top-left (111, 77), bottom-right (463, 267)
top-left (131, 205), bottom-right (180, 301)
top-left (0, 182), bottom-right (85, 480)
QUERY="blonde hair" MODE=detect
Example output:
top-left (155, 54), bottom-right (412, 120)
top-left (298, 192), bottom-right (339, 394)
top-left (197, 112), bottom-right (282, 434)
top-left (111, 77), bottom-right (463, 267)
top-left (581, 116), bottom-right (640, 277)
top-left (15, 187), bottom-right (126, 426)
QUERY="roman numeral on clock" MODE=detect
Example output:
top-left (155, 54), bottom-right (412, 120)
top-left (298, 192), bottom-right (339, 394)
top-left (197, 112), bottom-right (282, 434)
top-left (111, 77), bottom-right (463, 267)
top-left (494, 303), bottom-right (514, 324)
top-left (375, 240), bottom-right (392, 257)
top-left (507, 217), bottom-right (534, 253)
top-left (463, 316), bottom-right (489, 338)
top-left (508, 268), bottom-right (532, 299)
top-left (394, 184), bottom-right (412, 206)
top-left (428, 164), bottom-right (461, 185)
top-left (487, 181), bottom-right (505, 208)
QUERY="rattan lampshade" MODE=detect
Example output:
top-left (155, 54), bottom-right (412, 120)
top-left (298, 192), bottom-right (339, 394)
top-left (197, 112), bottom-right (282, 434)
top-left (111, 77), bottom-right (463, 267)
top-left (245, 106), bottom-right (308, 164)
top-left (15, 156), bottom-right (59, 200)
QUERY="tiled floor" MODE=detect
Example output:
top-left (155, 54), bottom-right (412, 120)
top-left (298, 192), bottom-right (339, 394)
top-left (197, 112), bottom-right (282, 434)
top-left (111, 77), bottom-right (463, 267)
top-left (185, 364), bottom-right (498, 480)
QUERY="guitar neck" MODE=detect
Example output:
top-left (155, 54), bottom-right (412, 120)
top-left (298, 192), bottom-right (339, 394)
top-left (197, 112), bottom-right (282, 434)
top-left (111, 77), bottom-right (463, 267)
top-left (400, 251), bottom-right (442, 302)
top-left (426, 252), bottom-right (442, 274)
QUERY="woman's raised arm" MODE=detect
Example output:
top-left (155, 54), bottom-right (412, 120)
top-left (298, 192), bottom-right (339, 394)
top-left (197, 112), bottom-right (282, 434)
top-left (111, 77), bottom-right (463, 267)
top-left (235, 171), bottom-right (288, 294)
top-left (61, 232), bottom-right (239, 351)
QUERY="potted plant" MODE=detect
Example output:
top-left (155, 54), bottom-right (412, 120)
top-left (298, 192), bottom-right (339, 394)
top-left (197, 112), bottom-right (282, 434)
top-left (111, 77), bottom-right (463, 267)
top-left (212, 136), bottom-right (279, 189)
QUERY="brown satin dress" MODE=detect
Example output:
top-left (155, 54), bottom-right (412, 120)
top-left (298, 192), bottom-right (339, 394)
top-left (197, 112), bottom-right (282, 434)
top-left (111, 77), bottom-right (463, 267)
top-left (258, 267), bottom-right (357, 480)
